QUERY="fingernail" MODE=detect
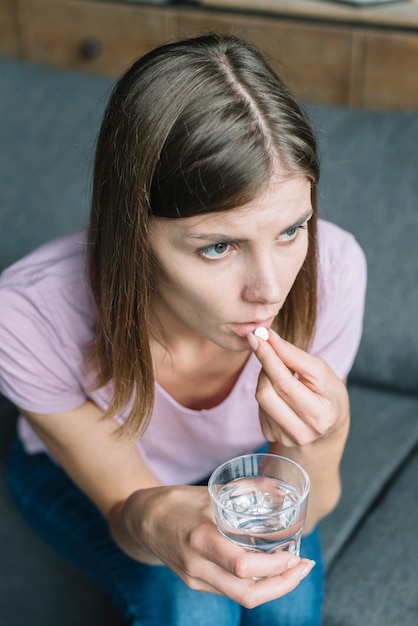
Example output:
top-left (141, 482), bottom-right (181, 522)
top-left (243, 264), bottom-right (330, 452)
top-left (254, 326), bottom-right (269, 341)
top-left (247, 332), bottom-right (259, 351)
top-left (300, 560), bottom-right (316, 580)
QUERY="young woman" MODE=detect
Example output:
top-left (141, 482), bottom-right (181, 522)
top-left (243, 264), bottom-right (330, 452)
top-left (0, 34), bottom-right (366, 625)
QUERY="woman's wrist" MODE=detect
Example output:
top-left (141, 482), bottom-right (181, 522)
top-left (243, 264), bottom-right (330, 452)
top-left (107, 488), bottom-right (166, 564)
top-left (110, 484), bottom-right (212, 565)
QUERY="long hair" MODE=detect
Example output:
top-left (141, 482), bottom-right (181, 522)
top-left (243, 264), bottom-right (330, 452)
top-left (87, 33), bottom-right (319, 439)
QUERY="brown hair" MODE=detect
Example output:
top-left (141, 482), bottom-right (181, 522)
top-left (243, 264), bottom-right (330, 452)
top-left (87, 33), bottom-right (319, 438)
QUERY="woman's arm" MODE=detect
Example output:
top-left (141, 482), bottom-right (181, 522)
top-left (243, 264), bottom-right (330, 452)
top-left (247, 329), bottom-right (350, 533)
top-left (21, 401), bottom-right (315, 607)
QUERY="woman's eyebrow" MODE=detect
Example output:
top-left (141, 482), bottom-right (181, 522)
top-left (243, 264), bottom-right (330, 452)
top-left (279, 209), bottom-right (313, 234)
top-left (184, 233), bottom-right (246, 243)
top-left (183, 209), bottom-right (313, 242)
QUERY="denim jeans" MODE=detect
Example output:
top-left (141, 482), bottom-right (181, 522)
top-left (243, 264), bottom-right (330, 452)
top-left (6, 437), bottom-right (324, 625)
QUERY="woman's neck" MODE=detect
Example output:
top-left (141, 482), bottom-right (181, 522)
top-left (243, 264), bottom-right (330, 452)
top-left (151, 335), bottom-right (250, 411)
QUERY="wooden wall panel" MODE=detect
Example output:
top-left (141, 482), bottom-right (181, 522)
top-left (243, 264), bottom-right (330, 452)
top-left (20, 0), bottom-right (178, 76)
top-left (362, 32), bottom-right (418, 111)
top-left (178, 9), bottom-right (354, 106)
top-left (0, 0), bottom-right (23, 57)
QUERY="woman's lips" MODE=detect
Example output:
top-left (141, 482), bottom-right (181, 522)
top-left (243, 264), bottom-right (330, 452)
top-left (227, 317), bottom-right (275, 338)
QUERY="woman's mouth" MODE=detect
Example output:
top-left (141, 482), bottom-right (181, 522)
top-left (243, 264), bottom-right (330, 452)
top-left (226, 317), bottom-right (276, 338)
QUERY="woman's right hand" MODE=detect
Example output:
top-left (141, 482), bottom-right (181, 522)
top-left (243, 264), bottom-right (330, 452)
top-left (117, 484), bottom-right (315, 609)
top-left (20, 401), bottom-right (314, 608)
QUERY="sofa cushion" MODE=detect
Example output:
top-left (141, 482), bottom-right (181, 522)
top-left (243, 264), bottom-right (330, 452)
top-left (0, 394), bottom-right (113, 625)
top-left (322, 446), bottom-right (418, 626)
top-left (320, 383), bottom-right (418, 568)
top-left (0, 394), bottom-right (17, 461)
top-left (0, 57), bottom-right (112, 272)
top-left (307, 104), bottom-right (418, 394)
top-left (0, 479), bottom-right (111, 626)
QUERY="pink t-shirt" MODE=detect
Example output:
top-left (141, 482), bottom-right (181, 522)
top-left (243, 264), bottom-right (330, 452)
top-left (0, 221), bottom-right (366, 485)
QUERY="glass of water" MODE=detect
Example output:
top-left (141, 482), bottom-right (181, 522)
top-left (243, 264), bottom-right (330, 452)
top-left (208, 453), bottom-right (310, 555)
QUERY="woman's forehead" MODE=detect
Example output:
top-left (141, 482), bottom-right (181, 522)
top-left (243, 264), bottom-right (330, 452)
top-left (150, 175), bottom-right (312, 239)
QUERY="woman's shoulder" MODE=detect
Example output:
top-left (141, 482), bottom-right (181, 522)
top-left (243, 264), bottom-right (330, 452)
top-left (0, 230), bottom-right (89, 288)
top-left (312, 219), bottom-right (367, 378)
top-left (317, 219), bottom-right (366, 278)
top-left (0, 230), bottom-right (94, 414)
top-left (0, 230), bottom-right (93, 319)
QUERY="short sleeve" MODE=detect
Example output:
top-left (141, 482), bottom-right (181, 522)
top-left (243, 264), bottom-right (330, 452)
top-left (0, 286), bottom-right (87, 413)
top-left (0, 235), bottom-right (93, 414)
top-left (310, 220), bottom-right (367, 379)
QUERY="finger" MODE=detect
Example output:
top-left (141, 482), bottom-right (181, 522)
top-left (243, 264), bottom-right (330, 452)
top-left (249, 327), bottom-right (328, 392)
top-left (265, 329), bottom-right (333, 393)
top-left (198, 519), bottom-right (296, 577)
top-left (257, 332), bottom-right (347, 435)
top-left (250, 330), bottom-right (336, 439)
top-left (221, 558), bottom-right (315, 609)
top-left (195, 520), bottom-right (305, 581)
top-left (256, 378), bottom-right (317, 445)
top-left (190, 553), bottom-right (315, 608)
top-left (249, 332), bottom-right (316, 417)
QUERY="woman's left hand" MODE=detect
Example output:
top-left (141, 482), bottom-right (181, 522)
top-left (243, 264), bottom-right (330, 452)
top-left (247, 327), bottom-right (349, 448)
top-left (247, 327), bottom-right (350, 529)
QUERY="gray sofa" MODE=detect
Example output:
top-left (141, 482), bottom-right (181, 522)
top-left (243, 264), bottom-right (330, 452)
top-left (1, 56), bottom-right (417, 626)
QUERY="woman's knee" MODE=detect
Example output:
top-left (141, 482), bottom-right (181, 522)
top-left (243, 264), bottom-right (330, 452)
top-left (119, 563), bottom-right (240, 626)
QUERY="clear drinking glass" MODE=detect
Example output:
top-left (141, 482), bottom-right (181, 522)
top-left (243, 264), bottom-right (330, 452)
top-left (208, 453), bottom-right (310, 555)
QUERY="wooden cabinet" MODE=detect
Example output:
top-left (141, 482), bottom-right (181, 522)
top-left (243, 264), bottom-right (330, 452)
top-left (18, 0), bottom-right (178, 76)
top-left (196, 0), bottom-right (418, 111)
top-left (179, 0), bottom-right (418, 111)
top-left (178, 8), bottom-right (357, 106)
top-left (2, 0), bottom-right (418, 111)
top-left (362, 31), bottom-right (418, 110)
top-left (0, 0), bottom-right (23, 57)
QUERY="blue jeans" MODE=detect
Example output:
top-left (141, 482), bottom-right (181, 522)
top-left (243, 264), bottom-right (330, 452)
top-left (6, 438), bottom-right (324, 625)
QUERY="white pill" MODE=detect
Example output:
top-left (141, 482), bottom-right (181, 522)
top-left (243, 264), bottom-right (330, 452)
top-left (254, 326), bottom-right (269, 341)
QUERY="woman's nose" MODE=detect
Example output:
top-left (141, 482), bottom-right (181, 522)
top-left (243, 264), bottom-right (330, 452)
top-left (241, 258), bottom-right (282, 304)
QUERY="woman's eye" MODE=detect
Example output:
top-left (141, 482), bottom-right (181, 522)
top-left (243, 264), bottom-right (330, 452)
top-left (279, 223), bottom-right (308, 243)
top-left (200, 242), bottom-right (231, 259)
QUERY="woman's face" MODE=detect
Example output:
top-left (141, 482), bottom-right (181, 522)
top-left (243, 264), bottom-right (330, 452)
top-left (148, 175), bottom-right (312, 352)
